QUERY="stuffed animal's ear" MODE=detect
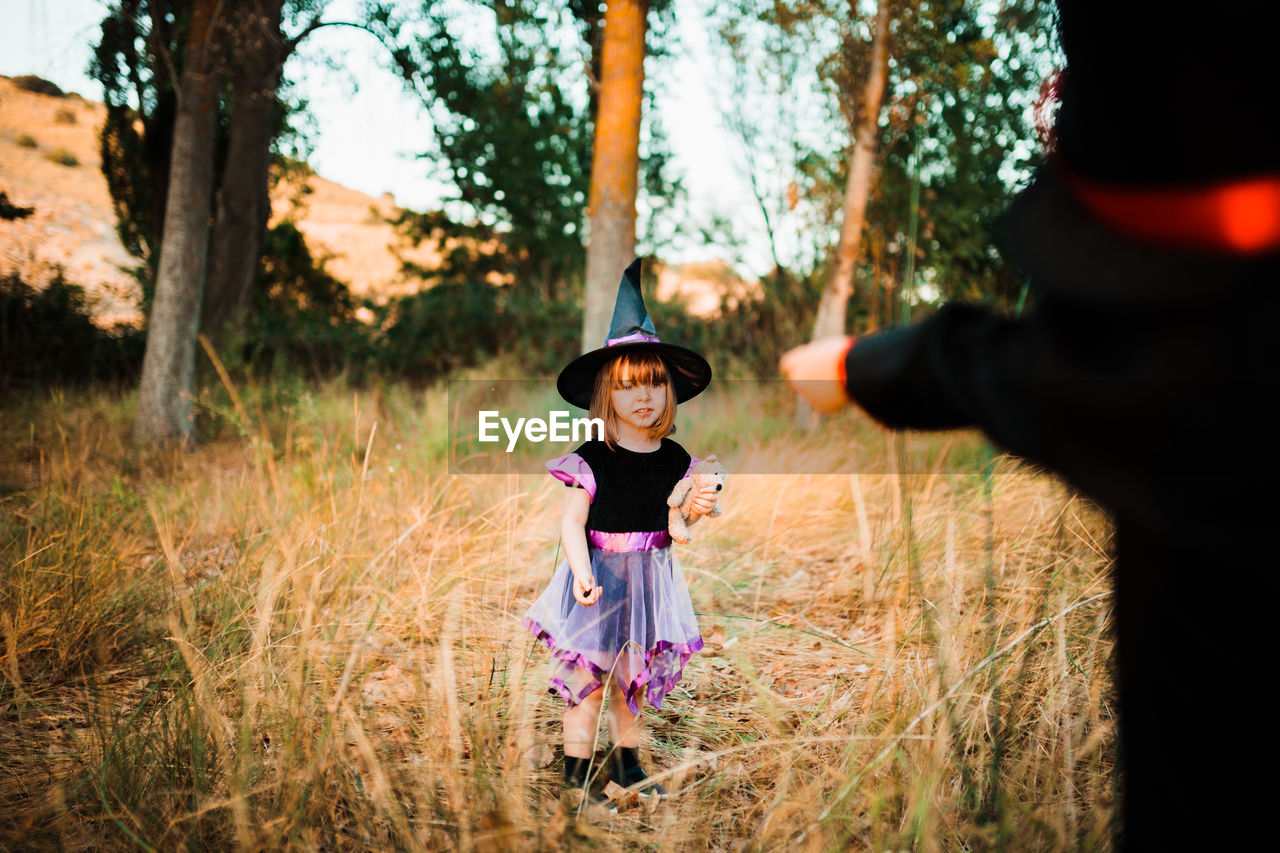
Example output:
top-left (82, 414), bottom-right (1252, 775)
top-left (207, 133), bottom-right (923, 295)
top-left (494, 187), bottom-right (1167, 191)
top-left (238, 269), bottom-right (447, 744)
top-left (705, 454), bottom-right (718, 462)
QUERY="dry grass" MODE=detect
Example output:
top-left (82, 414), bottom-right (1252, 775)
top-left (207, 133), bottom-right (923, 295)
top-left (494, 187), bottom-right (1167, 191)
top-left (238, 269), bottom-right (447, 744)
top-left (0, 376), bottom-right (1116, 850)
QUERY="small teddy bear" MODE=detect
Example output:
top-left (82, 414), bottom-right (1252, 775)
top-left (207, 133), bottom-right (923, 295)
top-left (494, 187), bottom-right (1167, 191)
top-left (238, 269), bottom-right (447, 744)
top-left (667, 455), bottom-right (726, 545)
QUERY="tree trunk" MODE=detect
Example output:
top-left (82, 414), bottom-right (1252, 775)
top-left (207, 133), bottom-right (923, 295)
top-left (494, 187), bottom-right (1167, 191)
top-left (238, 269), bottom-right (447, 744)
top-left (581, 0), bottom-right (647, 352)
top-left (133, 0), bottom-right (224, 446)
top-left (203, 0), bottom-right (286, 346)
top-left (809, 0), bottom-right (891, 341)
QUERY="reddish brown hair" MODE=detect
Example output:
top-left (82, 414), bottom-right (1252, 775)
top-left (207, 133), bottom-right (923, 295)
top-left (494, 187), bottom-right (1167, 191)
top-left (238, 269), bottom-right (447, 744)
top-left (588, 351), bottom-right (677, 446)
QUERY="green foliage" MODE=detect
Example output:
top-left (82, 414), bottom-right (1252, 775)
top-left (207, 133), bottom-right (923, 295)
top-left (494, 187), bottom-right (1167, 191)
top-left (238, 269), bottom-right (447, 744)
top-left (375, 282), bottom-right (500, 384)
top-left (867, 0), bottom-right (1058, 310)
top-left (196, 217), bottom-right (582, 387)
top-left (44, 147), bottom-right (79, 167)
top-left (366, 282), bottom-right (583, 384)
top-left (396, 0), bottom-right (592, 299)
top-left (91, 0), bottom-right (321, 306)
top-left (703, 0), bottom-right (847, 277)
top-left (715, 0), bottom-right (1057, 324)
top-left (498, 289), bottom-right (581, 376)
top-left (0, 271), bottom-right (144, 392)
top-left (387, 208), bottom-right (511, 290)
top-left (10, 74), bottom-right (66, 98)
top-left (651, 267), bottom-right (822, 378)
top-left (386, 0), bottom-right (685, 298)
top-left (232, 221), bottom-right (373, 380)
top-left (92, 0), bottom-right (183, 274)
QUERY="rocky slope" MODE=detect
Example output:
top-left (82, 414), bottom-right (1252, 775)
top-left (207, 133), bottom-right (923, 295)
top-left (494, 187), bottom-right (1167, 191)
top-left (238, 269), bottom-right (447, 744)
top-left (0, 75), bottom-right (442, 327)
top-left (0, 74), bottom-right (749, 329)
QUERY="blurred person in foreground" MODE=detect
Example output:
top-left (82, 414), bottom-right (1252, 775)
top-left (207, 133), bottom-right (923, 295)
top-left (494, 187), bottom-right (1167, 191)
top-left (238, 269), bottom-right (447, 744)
top-left (781, 2), bottom-right (1280, 849)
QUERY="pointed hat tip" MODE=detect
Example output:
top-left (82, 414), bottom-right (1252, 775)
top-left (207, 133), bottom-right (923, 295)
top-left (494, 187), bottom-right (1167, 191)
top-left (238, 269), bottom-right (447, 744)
top-left (606, 257), bottom-right (655, 343)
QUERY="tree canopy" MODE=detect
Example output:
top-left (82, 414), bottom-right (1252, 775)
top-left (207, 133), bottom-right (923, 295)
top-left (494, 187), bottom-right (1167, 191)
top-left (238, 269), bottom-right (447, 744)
top-left (711, 0), bottom-right (1059, 329)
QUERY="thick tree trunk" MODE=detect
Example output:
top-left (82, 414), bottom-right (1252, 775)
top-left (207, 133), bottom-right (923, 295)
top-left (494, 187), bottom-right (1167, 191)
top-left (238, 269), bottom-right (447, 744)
top-left (203, 0), bottom-right (286, 345)
top-left (581, 0), bottom-right (647, 352)
top-left (133, 0), bottom-right (224, 446)
top-left (810, 0), bottom-right (891, 341)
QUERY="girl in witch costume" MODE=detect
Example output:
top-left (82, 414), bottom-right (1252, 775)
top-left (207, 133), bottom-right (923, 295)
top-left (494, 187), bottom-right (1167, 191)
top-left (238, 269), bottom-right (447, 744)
top-left (523, 259), bottom-right (719, 806)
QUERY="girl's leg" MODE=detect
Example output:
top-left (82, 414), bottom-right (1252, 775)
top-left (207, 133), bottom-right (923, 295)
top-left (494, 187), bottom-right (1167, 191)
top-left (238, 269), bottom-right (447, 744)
top-left (562, 684), bottom-right (616, 807)
top-left (563, 685), bottom-right (604, 758)
top-left (606, 680), bottom-right (642, 747)
top-left (606, 682), bottom-right (665, 794)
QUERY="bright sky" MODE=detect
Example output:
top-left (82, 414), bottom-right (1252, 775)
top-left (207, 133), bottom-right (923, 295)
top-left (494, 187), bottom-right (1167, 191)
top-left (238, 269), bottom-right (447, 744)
top-left (0, 0), bottom-right (773, 275)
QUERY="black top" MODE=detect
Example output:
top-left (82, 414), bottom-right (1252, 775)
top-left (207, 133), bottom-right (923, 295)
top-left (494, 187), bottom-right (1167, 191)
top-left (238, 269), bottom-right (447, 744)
top-left (568, 439), bottom-right (691, 533)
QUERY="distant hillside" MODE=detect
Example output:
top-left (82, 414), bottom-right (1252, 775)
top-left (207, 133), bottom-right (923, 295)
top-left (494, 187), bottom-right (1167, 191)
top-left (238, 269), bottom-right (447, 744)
top-left (0, 74), bottom-right (755, 329)
top-left (0, 75), bottom-right (444, 326)
top-left (0, 76), bottom-right (137, 324)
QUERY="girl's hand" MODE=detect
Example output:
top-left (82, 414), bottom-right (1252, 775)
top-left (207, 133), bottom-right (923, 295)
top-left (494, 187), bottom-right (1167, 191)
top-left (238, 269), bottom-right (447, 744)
top-left (779, 336), bottom-right (854, 413)
top-left (690, 484), bottom-right (719, 517)
top-left (573, 573), bottom-right (602, 606)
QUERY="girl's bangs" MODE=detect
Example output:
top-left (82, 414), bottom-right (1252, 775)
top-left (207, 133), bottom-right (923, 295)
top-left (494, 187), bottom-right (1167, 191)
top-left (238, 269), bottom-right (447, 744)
top-left (612, 352), bottom-right (669, 387)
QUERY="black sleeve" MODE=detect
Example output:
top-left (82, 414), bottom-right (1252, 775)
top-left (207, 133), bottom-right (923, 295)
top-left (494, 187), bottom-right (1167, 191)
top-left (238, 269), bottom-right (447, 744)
top-left (840, 297), bottom-right (1204, 527)
top-left (843, 302), bottom-right (1047, 459)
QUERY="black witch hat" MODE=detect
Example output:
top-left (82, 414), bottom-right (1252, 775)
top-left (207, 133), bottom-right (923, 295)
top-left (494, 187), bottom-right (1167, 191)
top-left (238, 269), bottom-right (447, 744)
top-left (556, 258), bottom-right (712, 409)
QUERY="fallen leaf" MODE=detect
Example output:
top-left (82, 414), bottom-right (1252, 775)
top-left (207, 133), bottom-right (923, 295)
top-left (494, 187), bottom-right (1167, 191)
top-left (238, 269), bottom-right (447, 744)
top-left (561, 788), bottom-right (615, 820)
top-left (604, 780), bottom-right (639, 810)
top-left (705, 625), bottom-right (727, 647)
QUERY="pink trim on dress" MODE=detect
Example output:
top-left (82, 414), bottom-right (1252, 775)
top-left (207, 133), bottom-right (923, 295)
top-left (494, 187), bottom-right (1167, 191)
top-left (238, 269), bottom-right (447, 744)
top-left (545, 453), bottom-right (596, 502)
top-left (587, 530), bottom-right (671, 552)
top-left (524, 616), bottom-right (704, 713)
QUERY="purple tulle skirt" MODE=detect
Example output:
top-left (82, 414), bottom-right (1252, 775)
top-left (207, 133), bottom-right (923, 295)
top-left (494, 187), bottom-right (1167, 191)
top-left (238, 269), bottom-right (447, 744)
top-left (523, 543), bottom-right (703, 713)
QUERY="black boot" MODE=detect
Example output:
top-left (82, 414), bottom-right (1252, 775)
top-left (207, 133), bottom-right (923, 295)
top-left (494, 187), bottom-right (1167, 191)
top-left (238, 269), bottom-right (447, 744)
top-left (563, 754), bottom-right (616, 811)
top-left (612, 746), bottom-right (668, 797)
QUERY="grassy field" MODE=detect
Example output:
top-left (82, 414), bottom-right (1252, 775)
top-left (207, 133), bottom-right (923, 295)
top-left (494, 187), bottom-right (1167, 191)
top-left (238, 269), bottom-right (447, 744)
top-left (0, 375), bottom-right (1116, 851)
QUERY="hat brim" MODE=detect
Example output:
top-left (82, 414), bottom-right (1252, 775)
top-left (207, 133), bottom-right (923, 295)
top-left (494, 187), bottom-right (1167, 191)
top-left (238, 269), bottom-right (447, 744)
top-left (556, 341), bottom-right (712, 409)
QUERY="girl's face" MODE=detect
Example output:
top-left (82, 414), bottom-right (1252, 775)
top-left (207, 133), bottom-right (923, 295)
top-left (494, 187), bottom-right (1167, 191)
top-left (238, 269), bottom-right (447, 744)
top-left (589, 351), bottom-right (676, 445)
top-left (611, 371), bottom-right (668, 437)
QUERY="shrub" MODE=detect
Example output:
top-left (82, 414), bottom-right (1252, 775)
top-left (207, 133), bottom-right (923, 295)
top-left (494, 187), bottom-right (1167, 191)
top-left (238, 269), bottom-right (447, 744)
top-left (231, 221), bottom-right (374, 381)
top-left (16, 133), bottom-right (37, 148)
top-left (0, 192), bottom-right (34, 220)
top-left (650, 267), bottom-right (824, 378)
top-left (11, 74), bottom-right (66, 98)
top-left (45, 148), bottom-right (79, 167)
top-left (0, 270), bottom-right (144, 392)
top-left (498, 290), bottom-right (580, 377)
top-left (54, 107), bottom-right (77, 124)
top-left (375, 281), bottom-right (502, 385)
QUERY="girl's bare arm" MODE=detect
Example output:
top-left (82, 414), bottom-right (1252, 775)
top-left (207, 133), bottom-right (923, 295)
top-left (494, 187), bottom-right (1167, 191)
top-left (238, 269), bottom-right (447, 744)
top-left (561, 488), bottom-right (600, 605)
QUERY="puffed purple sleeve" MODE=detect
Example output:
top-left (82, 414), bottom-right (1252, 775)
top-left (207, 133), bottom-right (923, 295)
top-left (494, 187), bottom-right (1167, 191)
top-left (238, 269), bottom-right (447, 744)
top-left (545, 453), bottom-right (596, 502)
top-left (683, 456), bottom-right (700, 478)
